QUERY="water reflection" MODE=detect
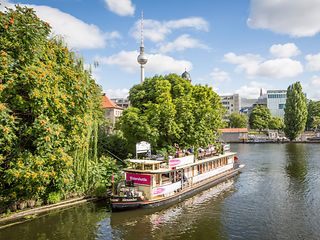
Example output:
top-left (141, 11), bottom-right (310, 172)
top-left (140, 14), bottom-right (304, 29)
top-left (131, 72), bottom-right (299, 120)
top-left (0, 202), bottom-right (108, 240)
top-left (110, 180), bottom-right (234, 240)
top-left (285, 143), bottom-right (307, 182)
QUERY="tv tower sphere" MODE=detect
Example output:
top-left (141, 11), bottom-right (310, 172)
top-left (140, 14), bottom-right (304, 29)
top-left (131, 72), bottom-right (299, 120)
top-left (137, 50), bottom-right (148, 65)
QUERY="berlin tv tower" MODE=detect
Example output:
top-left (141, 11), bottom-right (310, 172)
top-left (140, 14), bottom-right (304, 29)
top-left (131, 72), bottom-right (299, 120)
top-left (137, 11), bottom-right (148, 83)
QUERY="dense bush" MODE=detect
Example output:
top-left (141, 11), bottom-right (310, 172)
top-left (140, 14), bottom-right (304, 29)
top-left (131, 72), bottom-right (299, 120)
top-left (0, 6), bottom-right (120, 210)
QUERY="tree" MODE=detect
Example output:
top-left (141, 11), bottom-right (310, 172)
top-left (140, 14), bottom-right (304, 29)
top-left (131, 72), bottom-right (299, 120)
top-left (284, 82), bottom-right (307, 141)
top-left (249, 105), bottom-right (271, 131)
top-left (306, 100), bottom-right (320, 130)
top-left (268, 117), bottom-right (284, 130)
top-left (228, 113), bottom-right (248, 128)
top-left (98, 123), bottom-right (130, 160)
top-left (0, 6), bottom-right (105, 205)
top-left (311, 116), bottom-right (320, 131)
top-left (118, 74), bottom-right (225, 154)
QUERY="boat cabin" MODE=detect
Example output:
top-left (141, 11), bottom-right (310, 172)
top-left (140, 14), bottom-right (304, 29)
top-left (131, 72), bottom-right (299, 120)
top-left (115, 152), bottom-right (237, 201)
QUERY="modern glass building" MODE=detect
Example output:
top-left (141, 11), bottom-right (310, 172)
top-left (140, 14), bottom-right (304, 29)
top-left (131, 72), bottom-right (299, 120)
top-left (267, 90), bottom-right (287, 118)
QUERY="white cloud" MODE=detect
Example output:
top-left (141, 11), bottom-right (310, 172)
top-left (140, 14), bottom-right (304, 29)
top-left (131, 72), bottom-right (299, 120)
top-left (210, 68), bottom-right (230, 82)
top-left (96, 50), bottom-right (192, 74)
top-left (311, 75), bottom-right (320, 86)
top-left (224, 52), bottom-right (263, 76)
top-left (105, 31), bottom-right (122, 40)
top-left (269, 43), bottom-right (300, 58)
top-left (224, 52), bottom-right (303, 79)
top-left (105, 88), bottom-right (130, 98)
top-left (257, 58), bottom-right (303, 78)
top-left (131, 17), bottom-right (209, 43)
top-left (303, 76), bottom-right (320, 99)
top-left (306, 53), bottom-right (320, 71)
top-left (1, 1), bottom-right (118, 49)
top-left (248, 0), bottom-right (320, 37)
top-left (159, 34), bottom-right (208, 53)
top-left (235, 81), bottom-right (270, 99)
top-left (104, 0), bottom-right (135, 16)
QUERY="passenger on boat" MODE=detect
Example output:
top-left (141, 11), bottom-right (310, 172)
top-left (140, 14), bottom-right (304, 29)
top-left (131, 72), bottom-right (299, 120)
top-left (183, 174), bottom-right (188, 183)
top-left (198, 147), bottom-right (204, 159)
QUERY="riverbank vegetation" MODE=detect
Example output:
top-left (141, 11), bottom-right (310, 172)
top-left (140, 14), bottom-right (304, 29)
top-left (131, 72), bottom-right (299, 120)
top-left (228, 113), bottom-right (247, 128)
top-left (0, 6), bottom-right (121, 213)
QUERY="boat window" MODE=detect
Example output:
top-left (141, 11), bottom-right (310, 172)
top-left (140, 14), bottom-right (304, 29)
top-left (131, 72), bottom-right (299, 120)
top-left (161, 173), bottom-right (170, 184)
top-left (144, 164), bottom-right (153, 170)
top-left (134, 164), bottom-right (143, 170)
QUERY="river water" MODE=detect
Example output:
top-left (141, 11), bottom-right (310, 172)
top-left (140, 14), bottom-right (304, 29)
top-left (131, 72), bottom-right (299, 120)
top-left (1, 143), bottom-right (320, 240)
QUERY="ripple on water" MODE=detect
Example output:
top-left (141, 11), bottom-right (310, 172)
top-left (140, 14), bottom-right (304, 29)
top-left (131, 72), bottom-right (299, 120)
top-left (2, 143), bottom-right (320, 240)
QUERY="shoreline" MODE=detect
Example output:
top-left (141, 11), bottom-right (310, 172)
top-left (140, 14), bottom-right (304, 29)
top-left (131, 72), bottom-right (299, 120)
top-left (0, 197), bottom-right (103, 230)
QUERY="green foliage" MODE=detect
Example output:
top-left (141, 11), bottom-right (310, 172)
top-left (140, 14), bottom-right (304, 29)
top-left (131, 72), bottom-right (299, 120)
top-left (98, 125), bottom-right (129, 160)
top-left (0, 6), bottom-right (109, 207)
top-left (312, 116), bottom-right (320, 130)
top-left (119, 74), bottom-right (224, 153)
top-left (47, 192), bottom-right (61, 204)
top-left (94, 184), bottom-right (107, 198)
top-left (89, 156), bottom-right (122, 188)
top-left (268, 117), bottom-right (284, 130)
top-left (284, 82), bottom-right (307, 140)
top-left (249, 105), bottom-right (271, 131)
top-left (306, 100), bottom-right (320, 130)
top-left (228, 112), bottom-right (248, 128)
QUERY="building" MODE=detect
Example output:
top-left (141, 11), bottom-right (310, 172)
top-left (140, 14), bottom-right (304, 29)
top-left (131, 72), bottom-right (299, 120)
top-left (240, 89), bottom-right (267, 115)
top-left (102, 94), bottom-right (123, 131)
top-left (241, 98), bottom-right (258, 108)
top-left (267, 90), bottom-right (287, 118)
top-left (111, 97), bottom-right (130, 109)
top-left (181, 69), bottom-right (192, 82)
top-left (220, 94), bottom-right (241, 114)
top-left (219, 128), bottom-right (248, 143)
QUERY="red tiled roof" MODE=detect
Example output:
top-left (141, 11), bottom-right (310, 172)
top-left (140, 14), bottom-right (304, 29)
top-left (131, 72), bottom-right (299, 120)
top-left (219, 128), bottom-right (248, 133)
top-left (101, 94), bottom-right (122, 109)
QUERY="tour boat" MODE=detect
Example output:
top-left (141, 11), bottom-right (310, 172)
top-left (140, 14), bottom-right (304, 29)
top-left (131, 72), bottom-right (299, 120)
top-left (111, 145), bottom-right (244, 211)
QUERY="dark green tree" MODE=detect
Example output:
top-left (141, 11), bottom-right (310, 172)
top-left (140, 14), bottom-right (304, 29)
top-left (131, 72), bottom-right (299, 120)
top-left (268, 117), bottom-right (284, 130)
top-left (228, 112), bottom-right (248, 128)
top-left (119, 74), bottom-right (224, 154)
top-left (249, 105), bottom-right (271, 131)
top-left (312, 116), bottom-right (320, 131)
top-left (98, 123), bottom-right (130, 160)
top-left (306, 100), bottom-right (320, 130)
top-left (284, 82), bottom-right (307, 140)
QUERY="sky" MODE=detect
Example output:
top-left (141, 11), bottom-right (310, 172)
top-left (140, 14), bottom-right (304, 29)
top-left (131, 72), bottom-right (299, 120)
top-left (1, 0), bottom-right (320, 100)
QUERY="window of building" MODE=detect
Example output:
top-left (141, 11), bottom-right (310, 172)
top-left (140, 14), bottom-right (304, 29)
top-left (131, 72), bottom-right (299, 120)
top-left (279, 104), bottom-right (285, 109)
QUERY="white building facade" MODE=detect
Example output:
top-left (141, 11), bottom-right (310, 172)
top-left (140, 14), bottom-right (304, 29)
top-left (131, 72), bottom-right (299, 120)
top-left (220, 94), bottom-right (241, 114)
top-left (267, 90), bottom-right (287, 118)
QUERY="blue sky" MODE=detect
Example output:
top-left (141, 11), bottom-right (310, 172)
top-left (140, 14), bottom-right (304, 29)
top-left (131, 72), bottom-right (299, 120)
top-left (2, 0), bottom-right (320, 99)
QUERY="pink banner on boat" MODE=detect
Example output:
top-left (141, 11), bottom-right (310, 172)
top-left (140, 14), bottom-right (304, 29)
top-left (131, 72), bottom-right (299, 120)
top-left (169, 155), bottom-right (194, 168)
top-left (169, 159), bottom-right (181, 167)
top-left (126, 173), bottom-right (151, 186)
